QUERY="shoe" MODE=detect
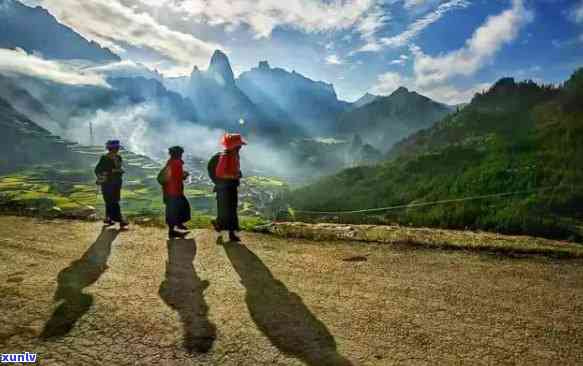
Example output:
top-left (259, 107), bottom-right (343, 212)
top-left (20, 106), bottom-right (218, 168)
top-left (103, 219), bottom-right (114, 227)
top-left (211, 219), bottom-right (221, 233)
top-left (119, 221), bottom-right (130, 230)
top-left (229, 232), bottom-right (241, 243)
top-left (176, 224), bottom-right (189, 231)
top-left (169, 230), bottom-right (187, 239)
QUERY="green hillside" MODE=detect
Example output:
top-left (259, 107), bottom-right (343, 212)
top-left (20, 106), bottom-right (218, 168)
top-left (286, 70), bottom-right (583, 240)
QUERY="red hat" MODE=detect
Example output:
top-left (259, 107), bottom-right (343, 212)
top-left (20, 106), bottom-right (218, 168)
top-left (221, 133), bottom-right (247, 150)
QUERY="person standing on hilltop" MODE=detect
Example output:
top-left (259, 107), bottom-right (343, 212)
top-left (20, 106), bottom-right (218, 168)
top-left (208, 133), bottom-right (246, 243)
top-left (163, 146), bottom-right (192, 239)
top-left (95, 140), bottom-right (129, 230)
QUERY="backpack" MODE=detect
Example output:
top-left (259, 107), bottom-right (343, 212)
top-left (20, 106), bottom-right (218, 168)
top-left (207, 153), bottom-right (221, 184)
top-left (156, 164), bottom-right (169, 186)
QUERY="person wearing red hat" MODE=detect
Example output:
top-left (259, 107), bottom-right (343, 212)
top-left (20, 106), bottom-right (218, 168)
top-left (207, 133), bottom-right (246, 242)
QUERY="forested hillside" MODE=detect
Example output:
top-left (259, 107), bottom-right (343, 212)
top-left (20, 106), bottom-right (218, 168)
top-left (287, 70), bottom-right (583, 240)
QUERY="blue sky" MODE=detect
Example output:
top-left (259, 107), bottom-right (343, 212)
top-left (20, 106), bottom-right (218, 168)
top-left (19, 0), bottom-right (583, 103)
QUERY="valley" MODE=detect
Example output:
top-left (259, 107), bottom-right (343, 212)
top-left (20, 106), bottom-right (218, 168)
top-left (2, 1), bottom-right (583, 364)
top-left (1, 0), bottom-right (582, 243)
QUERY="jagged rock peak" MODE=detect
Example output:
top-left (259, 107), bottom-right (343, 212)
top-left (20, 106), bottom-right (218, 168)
top-left (258, 61), bottom-right (270, 70)
top-left (208, 50), bottom-right (235, 85)
top-left (210, 50), bottom-right (229, 65)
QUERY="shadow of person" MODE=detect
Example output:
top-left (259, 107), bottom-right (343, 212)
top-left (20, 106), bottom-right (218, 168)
top-left (224, 243), bottom-right (353, 366)
top-left (159, 239), bottom-right (216, 354)
top-left (41, 227), bottom-right (118, 340)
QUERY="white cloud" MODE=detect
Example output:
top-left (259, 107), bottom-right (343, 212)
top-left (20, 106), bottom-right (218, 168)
top-left (370, 0), bottom-right (529, 104)
top-left (370, 72), bottom-right (406, 94)
top-left (514, 65), bottom-right (541, 77)
top-left (325, 55), bottom-right (344, 65)
top-left (380, 0), bottom-right (470, 49)
top-left (370, 70), bottom-right (490, 104)
top-left (356, 4), bottom-right (392, 40)
top-left (356, 42), bottom-right (383, 53)
top-left (420, 82), bottom-right (491, 104)
top-left (403, 0), bottom-right (430, 9)
top-left (0, 48), bottom-right (109, 87)
top-left (37, 0), bottom-right (222, 74)
top-left (86, 60), bottom-right (163, 81)
top-left (411, 0), bottom-right (533, 87)
top-left (552, 35), bottom-right (583, 49)
top-left (168, 0), bottom-right (379, 39)
top-left (389, 54), bottom-right (410, 65)
top-left (571, 1), bottom-right (583, 23)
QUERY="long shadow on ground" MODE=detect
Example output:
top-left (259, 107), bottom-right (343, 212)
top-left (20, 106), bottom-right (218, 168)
top-left (223, 242), bottom-right (353, 366)
top-left (159, 239), bottom-right (216, 354)
top-left (41, 227), bottom-right (118, 340)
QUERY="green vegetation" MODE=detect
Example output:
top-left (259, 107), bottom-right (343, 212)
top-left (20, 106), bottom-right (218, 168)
top-left (0, 161), bottom-right (280, 231)
top-left (286, 70), bottom-right (583, 241)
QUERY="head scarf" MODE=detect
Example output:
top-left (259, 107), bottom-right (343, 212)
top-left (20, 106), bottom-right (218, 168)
top-left (106, 140), bottom-right (121, 151)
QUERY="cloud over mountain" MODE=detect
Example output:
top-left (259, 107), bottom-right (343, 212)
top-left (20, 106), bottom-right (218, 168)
top-left (411, 0), bottom-right (532, 87)
top-left (33, 0), bottom-right (222, 73)
top-left (0, 48), bottom-right (108, 87)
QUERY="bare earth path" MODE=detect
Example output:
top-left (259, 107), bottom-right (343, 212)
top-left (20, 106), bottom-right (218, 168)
top-left (1, 216), bottom-right (582, 365)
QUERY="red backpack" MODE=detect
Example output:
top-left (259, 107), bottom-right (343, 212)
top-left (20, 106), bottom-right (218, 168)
top-left (215, 152), bottom-right (240, 179)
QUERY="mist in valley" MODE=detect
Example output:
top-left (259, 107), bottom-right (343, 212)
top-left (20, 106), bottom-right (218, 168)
top-left (0, 48), bottom-right (372, 183)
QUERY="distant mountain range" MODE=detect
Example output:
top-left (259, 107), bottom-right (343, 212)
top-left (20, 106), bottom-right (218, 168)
top-left (164, 51), bottom-right (349, 137)
top-left (237, 60), bottom-right (350, 134)
top-left (0, 0), bottom-right (119, 62)
top-left (337, 87), bottom-right (452, 152)
top-left (1, 0), bottom-right (457, 171)
top-left (351, 93), bottom-right (379, 109)
top-left (186, 51), bottom-right (273, 134)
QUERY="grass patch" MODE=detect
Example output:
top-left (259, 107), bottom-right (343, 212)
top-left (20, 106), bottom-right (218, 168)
top-left (264, 222), bottom-right (583, 259)
top-left (1, 166), bottom-right (280, 231)
top-left (245, 176), bottom-right (287, 188)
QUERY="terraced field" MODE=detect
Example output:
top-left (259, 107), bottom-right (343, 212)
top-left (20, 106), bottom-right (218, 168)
top-left (0, 144), bottom-right (284, 229)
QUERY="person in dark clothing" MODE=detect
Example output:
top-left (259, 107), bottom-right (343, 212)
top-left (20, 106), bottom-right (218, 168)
top-left (163, 146), bottom-right (192, 239)
top-left (208, 133), bottom-right (246, 243)
top-left (95, 140), bottom-right (129, 229)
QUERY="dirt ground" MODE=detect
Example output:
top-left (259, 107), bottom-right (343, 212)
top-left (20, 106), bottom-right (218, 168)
top-left (1, 216), bottom-right (582, 365)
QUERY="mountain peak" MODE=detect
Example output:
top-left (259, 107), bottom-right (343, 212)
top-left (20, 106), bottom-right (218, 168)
top-left (210, 49), bottom-right (228, 63)
top-left (0, 0), bottom-right (120, 62)
top-left (258, 61), bottom-right (270, 70)
top-left (392, 86), bottom-right (410, 95)
top-left (353, 93), bottom-right (379, 109)
top-left (208, 50), bottom-right (234, 86)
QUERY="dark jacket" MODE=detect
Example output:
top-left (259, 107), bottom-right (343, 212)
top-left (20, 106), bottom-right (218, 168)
top-left (95, 154), bottom-right (124, 185)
